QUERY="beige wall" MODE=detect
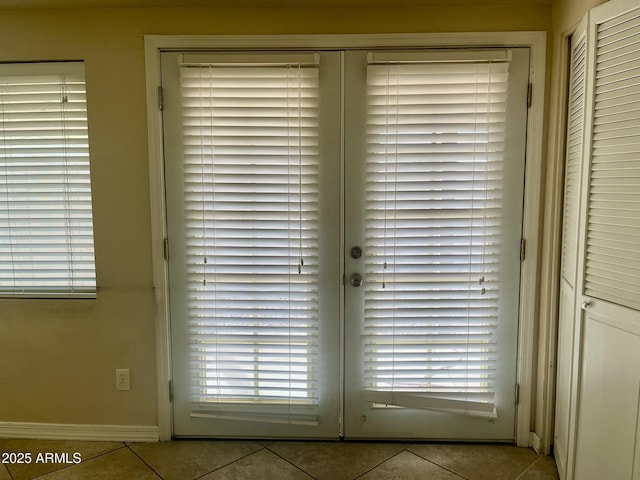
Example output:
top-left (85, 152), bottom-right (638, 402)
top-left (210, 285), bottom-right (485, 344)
top-left (552, 0), bottom-right (607, 31)
top-left (0, 5), bottom-right (550, 427)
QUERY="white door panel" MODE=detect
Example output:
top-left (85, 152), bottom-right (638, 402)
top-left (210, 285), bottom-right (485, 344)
top-left (162, 51), bottom-right (342, 438)
top-left (343, 49), bottom-right (529, 440)
top-left (555, 279), bottom-right (576, 479)
top-left (574, 301), bottom-right (640, 480)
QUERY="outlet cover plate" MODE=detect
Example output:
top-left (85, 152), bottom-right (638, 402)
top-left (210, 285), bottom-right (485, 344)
top-left (116, 369), bottom-right (130, 391)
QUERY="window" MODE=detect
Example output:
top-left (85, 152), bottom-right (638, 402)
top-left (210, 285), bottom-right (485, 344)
top-left (0, 62), bottom-right (96, 297)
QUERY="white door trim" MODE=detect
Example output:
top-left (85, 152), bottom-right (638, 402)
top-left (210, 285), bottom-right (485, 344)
top-left (144, 31), bottom-right (547, 444)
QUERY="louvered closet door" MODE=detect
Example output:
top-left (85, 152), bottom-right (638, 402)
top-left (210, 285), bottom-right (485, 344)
top-left (583, 3), bottom-right (640, 310)
top-left (573, 1), bottom-right (640, 478)
top-left (554, 18), bottom-right (588, 480)
top-left (343, 48), bottom-right (530, 440)
top-left (161, 51), bottom-right (342, 438)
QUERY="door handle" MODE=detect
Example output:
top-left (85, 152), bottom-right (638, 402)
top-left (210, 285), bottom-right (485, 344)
top-left (350, 273), bottom-right (364, 287)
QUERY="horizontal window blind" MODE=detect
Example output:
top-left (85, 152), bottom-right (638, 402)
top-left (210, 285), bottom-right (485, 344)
top-left (585, 7), bottom-right (640, 311)
top-left (363, 56), bottom-right (510, 417)
top-left (179, 59), bottom-right (321, 422)
top-left (562, 33), bottom-right (587, 286)
top-left (0, 63), bottom-right (96, 297)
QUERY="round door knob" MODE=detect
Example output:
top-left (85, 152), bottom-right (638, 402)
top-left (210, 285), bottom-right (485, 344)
top-left (350, 273), bottom-right (364, 287)
top-left (582, 300), bottom-right (591, 310)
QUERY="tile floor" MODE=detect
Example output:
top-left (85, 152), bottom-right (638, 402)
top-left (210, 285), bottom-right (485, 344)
top-left (0, 438), bottom-right (559, 480)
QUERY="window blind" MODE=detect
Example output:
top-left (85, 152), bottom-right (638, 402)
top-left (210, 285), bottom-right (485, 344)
top-left (178, 57), bottom-right (321, 423)
top-left (0, 63), bottom-right (96, 297)
top-left (585, 7), bottom-right (640, 311)
top-left (561, 33), bottom-right (587, 287)
top-left (363, 54), bottom-right (510, 417)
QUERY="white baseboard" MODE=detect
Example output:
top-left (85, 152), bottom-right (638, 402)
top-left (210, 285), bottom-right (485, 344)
top-left (0, 422), bottom-right (159, 443)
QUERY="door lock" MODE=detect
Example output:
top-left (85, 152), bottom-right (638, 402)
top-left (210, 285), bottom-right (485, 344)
top-left (350, 246), bottom-right (363, 259)
top-left (350, 273), bottom-right (364, 287)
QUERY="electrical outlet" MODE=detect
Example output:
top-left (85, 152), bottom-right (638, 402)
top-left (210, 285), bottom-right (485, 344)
top-left (116, 369), bottom-right (130, 391)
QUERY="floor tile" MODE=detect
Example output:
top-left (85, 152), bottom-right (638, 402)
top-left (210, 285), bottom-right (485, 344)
top-left (517, 456), bottom-right (559, 480)
top-left (408, 444), bottom-right (539, 480)
top-left (0, 438), bottom-right (559, 480)
top-left (359, 450), bottom-right (465, 480)
top-left (36, 448), bottom-right (159, 480)
top-left (0, 439), bottom-right (123, 480)
top-left (201, 448), bottom-right (313, 480)
top-left (0, 464), bottom-right (11, 480)
top-left (129, 440), bottom-right (263, 480)
top-left (269, 441), bottom-right (406, 480)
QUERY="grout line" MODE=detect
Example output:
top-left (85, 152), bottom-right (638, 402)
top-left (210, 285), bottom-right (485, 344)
top-left (515, 455), bottom-right (543, 480)
top-left (264, 444), bottom-right (318, 479)
top-left (192, 445), bottom-right (269, 480)
top-left (351, 444), bottom-right (416, 480)
top-left (408, 450), bottom-right (470, 480)
top-left (2, 463), bottom-right (15, 480)
top-left (353, 449), bottom-right (409, 480)
top-left (126, 444), bottom-right (165, 479)
top-left (80, 443), bottom-right (128, 463)
top-left (407, 448), bottom-right (474, 480)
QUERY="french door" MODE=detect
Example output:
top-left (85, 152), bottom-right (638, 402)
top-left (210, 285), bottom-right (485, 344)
top-left (161, 47), bottom-right (529, 440)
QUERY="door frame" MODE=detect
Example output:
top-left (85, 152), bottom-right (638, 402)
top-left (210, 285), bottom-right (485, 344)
top-left (144, 31), bottom-right (547, 445)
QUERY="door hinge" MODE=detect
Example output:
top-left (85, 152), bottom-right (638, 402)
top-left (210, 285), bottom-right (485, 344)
top-left (163, 238), bottom-right (170, 261)
top-left (515, 383), bottom-right (520, 405)
top-left (157, 86), bottom-right (164, 111)
top-left (169, 380), bottom-right (174, 402)
top-left (520, 238), bottom-right (526, 262)
top-left (527, 83), bottom-right (533, 108)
